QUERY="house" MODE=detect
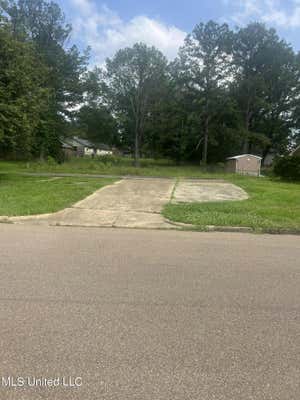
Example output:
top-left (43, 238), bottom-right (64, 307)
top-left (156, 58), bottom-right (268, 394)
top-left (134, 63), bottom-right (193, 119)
top-left (94, 144), bottom-right (114, 156)
top-left (226, 154), bottom-right (262, 176)
top-left (61, 140), bottom-right (77, 159)
top-left (61, 137), bottom-right (113, 158)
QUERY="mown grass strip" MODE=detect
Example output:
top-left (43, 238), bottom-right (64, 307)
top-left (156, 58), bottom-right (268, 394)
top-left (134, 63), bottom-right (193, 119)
top-left (0, 174), bottom-right (115, 216)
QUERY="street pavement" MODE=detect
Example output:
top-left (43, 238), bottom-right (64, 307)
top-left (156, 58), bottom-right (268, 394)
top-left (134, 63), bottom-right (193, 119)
top-left (0, 224), bottom-right (299, 399)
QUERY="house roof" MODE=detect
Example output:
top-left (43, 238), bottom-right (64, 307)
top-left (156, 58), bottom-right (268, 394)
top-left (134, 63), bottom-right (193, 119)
top-left (61, 137), bottom-right (81, 148)
top-left (62, 136), bottom-right (112, 151)
top-left (96, 143), bottom-right (111, 151)
top-left (226, 154), bottom-right (262, 160)
top-left (60, 139), bottom-right (77, 149)
top-left (73, 136), bottom-right (94, 148)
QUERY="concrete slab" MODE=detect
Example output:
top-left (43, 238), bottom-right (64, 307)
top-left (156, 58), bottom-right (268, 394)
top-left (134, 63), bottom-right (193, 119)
top-left (115, 211), bottom-right (170, 229)
top-left (10, 209), bottom-right (119, 227)
top-left (74, 178), bottom-right (173, 213)
top-left (173, 180), bottom-right (248, 203)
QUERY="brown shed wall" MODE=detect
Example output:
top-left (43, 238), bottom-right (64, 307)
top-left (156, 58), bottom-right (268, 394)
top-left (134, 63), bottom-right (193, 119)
top-left (236, 156), bottom-right (261, 176)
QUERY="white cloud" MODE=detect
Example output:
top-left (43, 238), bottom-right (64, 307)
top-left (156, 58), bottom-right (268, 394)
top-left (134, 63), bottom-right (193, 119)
top-left (229, 0), bottom-right (262, 24)
top-left (226, 0), bottom-right (300, 28)
top-left (69, 0), bottom-right (186, 66)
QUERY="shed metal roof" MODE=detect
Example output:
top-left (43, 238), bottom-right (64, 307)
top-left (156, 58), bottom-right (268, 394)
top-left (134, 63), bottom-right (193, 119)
top-left (226, 154), bottom-right (262, 160)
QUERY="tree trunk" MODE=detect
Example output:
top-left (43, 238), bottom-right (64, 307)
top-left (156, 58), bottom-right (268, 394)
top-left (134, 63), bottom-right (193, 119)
top-left (243, 104), bottom-right (250, 154)
top-left (202, 116), bottom-right (209, 165)
top-left (262, 145), bottom-right (271, 166)
top-left (39, 146), bottom-right (45, 162)
top-left (242, 138), bottom-right (249, 154)
top-left (134, 118), bottom-right (140, 168)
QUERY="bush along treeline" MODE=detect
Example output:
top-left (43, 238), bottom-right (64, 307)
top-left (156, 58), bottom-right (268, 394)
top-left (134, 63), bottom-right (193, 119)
top-left (274, 155), bottom-right (300, 181)
top-left (1, 1), bottom-right (300, 166)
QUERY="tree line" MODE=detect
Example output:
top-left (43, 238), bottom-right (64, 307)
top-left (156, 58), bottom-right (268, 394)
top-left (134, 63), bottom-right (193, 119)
top-left (1, 0), bottom-right (300, 166)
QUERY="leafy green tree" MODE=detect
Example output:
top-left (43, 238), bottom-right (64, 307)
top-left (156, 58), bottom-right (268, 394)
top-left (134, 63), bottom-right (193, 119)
top-left (261, 42), bottom-right (299, 159)
top-left (104, 43), bottom-right (169, 166)
top-left (232, 24), bottom-right (274, 153)
top-left (174, 21), bottom-right (233, 164)
top-left (145, 71), bottom-right (198, 163)
top-left (0, 18), bottom-right (49, 158)
top-left (232, 23), bottom-right (300, 158)
top-left (1, 4), bottom-right (300, 165)
top-left (76, 105), bottom-right (118, 146)
top-left (1, 0), bottom-right (89, 159)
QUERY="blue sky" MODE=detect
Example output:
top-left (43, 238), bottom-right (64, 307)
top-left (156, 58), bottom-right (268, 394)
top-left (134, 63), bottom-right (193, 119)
top-left (57, 0), bottom-right (300, 65)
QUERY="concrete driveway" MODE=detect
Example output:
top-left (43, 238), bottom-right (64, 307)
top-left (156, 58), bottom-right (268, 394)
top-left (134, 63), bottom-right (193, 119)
top-left (10, 178), bottom-right (176, 229)
top-left (173, 180), bottom-right (248, 203)
top-left (0, 225), bottom-right (299, 399)
top-left (8, 178), bottom-right (248, 229)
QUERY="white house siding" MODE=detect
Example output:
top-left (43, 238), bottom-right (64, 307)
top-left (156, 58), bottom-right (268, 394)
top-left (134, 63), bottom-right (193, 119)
top-left (96, 149), bottom-right (113, 156)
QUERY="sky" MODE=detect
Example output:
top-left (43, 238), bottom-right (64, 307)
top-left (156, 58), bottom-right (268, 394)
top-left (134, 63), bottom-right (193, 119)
top-left (57, 0), bottom-right (300, 66)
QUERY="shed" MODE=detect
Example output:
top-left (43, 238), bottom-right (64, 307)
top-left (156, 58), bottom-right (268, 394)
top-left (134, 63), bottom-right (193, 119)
top-left (226, 154), bottom-right (262, 176)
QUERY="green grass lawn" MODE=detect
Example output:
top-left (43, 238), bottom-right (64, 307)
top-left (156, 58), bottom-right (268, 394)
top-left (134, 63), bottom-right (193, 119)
top-left (0, 158), bottom-right (228, 179)
top-left (163, 176), bottom-right (300, 233)
top-left (1, 159), bottom-right (299, 233)
top-left (0, 174), bottom-right (115, 216)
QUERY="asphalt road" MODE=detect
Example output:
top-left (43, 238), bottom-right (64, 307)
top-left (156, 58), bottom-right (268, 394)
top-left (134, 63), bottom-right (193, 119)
top-left (0, 224), bottom-right (300, 400)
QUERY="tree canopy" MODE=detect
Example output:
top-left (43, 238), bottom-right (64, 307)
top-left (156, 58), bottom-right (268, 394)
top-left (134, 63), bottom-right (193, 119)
top-left (0, 2), bottom-right (299, 164)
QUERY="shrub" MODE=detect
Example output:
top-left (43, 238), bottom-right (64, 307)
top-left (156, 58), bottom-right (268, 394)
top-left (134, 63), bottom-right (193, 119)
top-left (46, 156), bottom-right (57, 166)
top-left (273, 155), bottom-right (300, 181)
